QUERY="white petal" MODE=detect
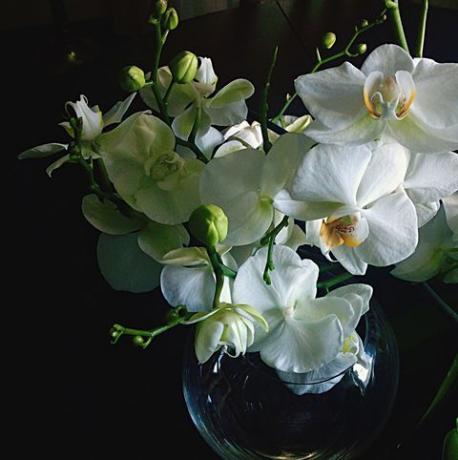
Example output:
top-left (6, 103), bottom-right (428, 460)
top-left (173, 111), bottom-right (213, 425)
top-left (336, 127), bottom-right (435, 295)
top-left (45, 154), bottom-right (70, 177)
top-left (356, 190), bottom-right (418, 266)
top-left (262, 133), bottom-right (314, 197)
top-left (331, 246), bottom-right (368, 275)
top-left (19, 143), bottom-right (67, 160)
top-left (305, 115), bottom-right (385, 145)
top-left (195, 321), bottom-right (225, 363)
top-left (274, 190), bottom-right (341, 221)
top-left (137, 222), bottom-right (189, 261)
top-left (213, 140), bottom-right (246, 158)
top-left (195, 126), bottom-right (224, 159)
top-left (102, 93), bottom-right (136, 127)
top-left (414, 200), bottom-right (440, 227)
top-left (361, 44), bottom-right (414, 76)
top-left (194, 57), bottom-right (218, 96)
top-left (161, 264), bottom-right (214, 312)
top-left (387, 113), bottom-right (458, 153)
top-left (233, 246), bottom-right (319, 314)
top-left (208, 79), bottom-right (254, 107)
top-left (97, 233), bottom-right (161, 293)
top-left (258, 314), bottom-right (344, 373)
top-left (66, 95), bottom-right (104, 141)
top-left (204, 100), bottom-right (249, 127)
top-left (412, 58), bottom-right (458, 128)
top-left (172, 104), bottom-right (211, 141)
top-left (291, 143), bottom-right (372, 207)
top-left (279, 224), bottom-right (307, 251)
top-left (356, 143), bottom-right (409, 207)
top-left (161, 247), bottom-right (209, 266)
top-left (404, 152), bottom-right (458, 203)
top-left (294, 62), bottom-right (366, 129)
top-left (443, 193), bottom-right (458, 234)
top-left (81, 194), bottom-right (143, 235)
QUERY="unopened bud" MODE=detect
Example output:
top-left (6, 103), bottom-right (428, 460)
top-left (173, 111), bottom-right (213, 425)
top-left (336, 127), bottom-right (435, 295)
top-left (322, 32), bottom-right (337, 50)
top-left (189, 204), bottom-right (228, 247)
top-left (358, 43), bottom-right (368, 55)
top-left (154, 0), bottom-right (167, 17)
top-left (169, 51), bottom-right (198, 84)
top-left (119, 66), bottom-right (146, 92)
top-left (133, 336), bottom-right (145, 347)
top-left (163, 7), bottom-right (179, 31)
top-left (360, 19), bottom-right (369, 28)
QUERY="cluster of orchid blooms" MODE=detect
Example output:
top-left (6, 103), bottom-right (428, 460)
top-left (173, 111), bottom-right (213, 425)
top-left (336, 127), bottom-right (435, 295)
top-left (20, 2), bottom-right (457, 393)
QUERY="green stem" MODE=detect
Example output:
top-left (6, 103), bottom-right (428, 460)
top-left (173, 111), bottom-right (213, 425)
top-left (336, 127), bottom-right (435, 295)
top-left (95, 158), bottom-right (114, 193)
top-left (262, 215), bottom-right (289, 284)
top-left (260, 46), bottom-right (279, 153)
top-left (415, 0), bottom-right (429, 57)
top-left (175, 138), bottom-right (208, 164)
top-left (422, 282), bottom-right (458, 324)
top-left (163, 80), bottom-right (175, 106)
top-left (272, 9), bottom-right (387, 122)
top-left (208, 248), bottom-right (225, 308)
top-left (387, 1), bottom-right (410, 53)
top-left (151, 22), bottom-right (164, 84)
top-left (151, 83), bottom-right (170, 124)
top-left (317, 272), bottom-right (354, 291)
top-left (189, 105), bottom-right (202, 146)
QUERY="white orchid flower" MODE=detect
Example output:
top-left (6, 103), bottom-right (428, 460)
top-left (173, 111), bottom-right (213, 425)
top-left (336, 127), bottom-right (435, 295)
top-left (160, 247), bottom-right (236, 312)
top-left (19, 93), bottom-right (136, 176)
top-left (193, 303), bottom-right (269, 364)
top-left (98, 112), bottom-right (204, 225)
top-left (200, 133), bottom-right (314, 246)
top-left (295, 44), bottom-right (458, 153)
top-left (402, 151), bottom-right (458, 226)
top-left (214, 121), bottom-right (263, 158)
top-left (141, 58), bottom-right (254, 158)
top-left (392, 205), bottom-right (457, 283)
top-left (289, 143), bottom-right (417, 275)
top-left (232, 245), bottom-right (372, 373)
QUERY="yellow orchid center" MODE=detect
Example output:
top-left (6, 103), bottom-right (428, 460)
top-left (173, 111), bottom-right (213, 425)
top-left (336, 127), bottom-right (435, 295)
top-left (363, 72), bottom-right (416, 120)
top-left (320, 215), bottom-right (364, 250)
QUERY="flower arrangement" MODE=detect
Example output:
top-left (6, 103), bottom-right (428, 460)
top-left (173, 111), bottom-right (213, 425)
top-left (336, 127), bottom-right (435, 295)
top-left (19, 0), bottom-right (457, 401)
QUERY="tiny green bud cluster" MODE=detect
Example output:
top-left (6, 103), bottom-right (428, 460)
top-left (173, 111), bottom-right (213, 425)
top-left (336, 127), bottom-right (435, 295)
top-left (119, 65), bottom-right (146, 92)
top-left (169, 51), bottom-right (198, 83)
top-left (322, 32), bottom-right (337, 50)
top-left (357, 43), bottom-right (368, 55)
top-left (189, 204), bottom-right (228, 248)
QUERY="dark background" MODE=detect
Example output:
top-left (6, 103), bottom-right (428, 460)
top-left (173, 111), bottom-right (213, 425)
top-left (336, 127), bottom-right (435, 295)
top-left (9, 1), bottom-right (457, 458)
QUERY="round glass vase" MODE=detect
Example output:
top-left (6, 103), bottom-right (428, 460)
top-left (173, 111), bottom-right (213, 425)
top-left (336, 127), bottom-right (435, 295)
top-left (182, 300), bottom-right (399, 460)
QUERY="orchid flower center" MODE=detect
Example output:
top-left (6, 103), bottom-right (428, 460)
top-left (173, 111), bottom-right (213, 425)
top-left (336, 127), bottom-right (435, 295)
top-left (320, 214), bottom-right (366, 250)
top-left (146, 151), bottom-right (185, 182)
top-left (363, 71), bottom-right (416, 120)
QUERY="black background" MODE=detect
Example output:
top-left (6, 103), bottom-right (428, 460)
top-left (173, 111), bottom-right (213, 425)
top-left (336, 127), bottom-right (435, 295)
top-left (9, 1), bottom-right (458, 458)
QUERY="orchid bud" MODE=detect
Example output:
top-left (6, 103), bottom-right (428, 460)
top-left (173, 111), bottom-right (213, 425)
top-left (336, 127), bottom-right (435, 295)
top-left (322, 32), bottom-right (336, 50)
top-left (442, 420), bottom-right (458, 460)
top-left (189, 204), bottom-right (228, 247)
top-left (360, 19), bottom-right (369, 28)
top-left (163, 7), bottom-right (179, 31)
top-left (132, 336), bottom-right (145, 347)
top-left (357, 43), bottom-right (368, 55)
top-left (154, 0), bottom-right (168, 17)
top-left (119, 66), bottom-right (146, 92)
top-left (169, 51), bottom-right (198, 84)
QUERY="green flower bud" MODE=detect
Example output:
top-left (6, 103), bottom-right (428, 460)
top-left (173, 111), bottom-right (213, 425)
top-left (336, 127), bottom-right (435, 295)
top-left (154, 0), bottom-right (167, 17)
top-left (189, 204), bottom-right (228, 247)
top-left (358, 43), bottom-right (368, 55)
top-left (442, 420), bottom-right (458, 460)
top-left (119, 66), bottom-right (146, 92)
top-left (169, 51), bottom-right (198, 84)
top-left (133, 336), bottom-right (145, 347)
top-left (162, 7), bottom-right (179, 31)
top-left (360, 19), bottom-right (369, 28)
top-left (322, 32), bottom-right (337, 50)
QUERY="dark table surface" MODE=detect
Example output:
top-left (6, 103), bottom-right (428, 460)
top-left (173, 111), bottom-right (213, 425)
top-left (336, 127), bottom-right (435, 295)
top-left (10, 1), bottom-right (457, 458)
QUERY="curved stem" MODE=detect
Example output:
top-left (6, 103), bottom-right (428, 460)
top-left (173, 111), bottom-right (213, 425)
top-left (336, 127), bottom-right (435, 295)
top-left (262, 215), bottom-right (289, 284)
top-left (175, 138), bottom-right (208, 164)
top-left (415, 0), bottom-right (429, 57)
top-left (422, 282), bottom-right (458, 325)
top-left (387, 1), bottom-right (410, 53)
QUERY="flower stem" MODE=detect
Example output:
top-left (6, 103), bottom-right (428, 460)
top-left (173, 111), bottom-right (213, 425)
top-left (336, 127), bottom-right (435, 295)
top-left (386, 0), bottom-right (410, 53)
top-left (262, 215), bottom-right (289, 285)
top-left (110, 306), bottom-right (190, 349)
top-left (422, 282), bottom-right (458, 325)
top-left (415, 0), bottom-right (429, 57)
top-left (175, 138), bottom-right (208, 163)
top-left (260, 46), bottom-right (279, 153)
top-left (317, 272), bottom-right (354, 291)
top-left (272, 9), bottom-right (387, 122)
top-left (208, 248), bottom-right (226, 308)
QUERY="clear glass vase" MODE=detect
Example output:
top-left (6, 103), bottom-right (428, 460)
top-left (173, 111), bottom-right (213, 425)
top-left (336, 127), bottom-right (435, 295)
top-left (182, 300), bottom-right (399, 460)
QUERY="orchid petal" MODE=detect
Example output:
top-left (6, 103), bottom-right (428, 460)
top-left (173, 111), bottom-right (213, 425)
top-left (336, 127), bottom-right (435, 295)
top-left (97, 233), bottom-right (161, 293)
top-left (361, 44), bottom-right (414, 76)
top-left (331, 246), bottom-right (368, 275)
top-left (102, 93), bottom-right (136, 127)
top-left (45, 154), bottom-right (70, 177)
top-left (414, 201), bottom-right (440, 227)
top-left (19, 143), bottom-right (67, 160)
top-left (208, 79), bottom-right (254, 108)
top-left (443, 194), bottom-right (458, 234)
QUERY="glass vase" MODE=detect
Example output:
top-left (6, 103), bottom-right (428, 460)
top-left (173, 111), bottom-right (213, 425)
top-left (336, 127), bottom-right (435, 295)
top-left (182, 300), bottom-right (399, 460)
